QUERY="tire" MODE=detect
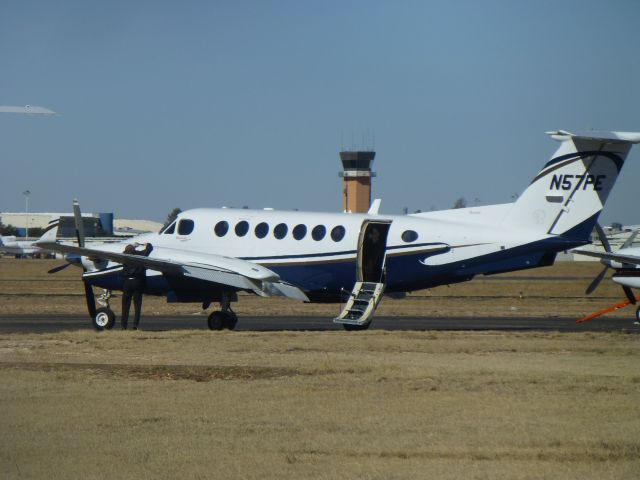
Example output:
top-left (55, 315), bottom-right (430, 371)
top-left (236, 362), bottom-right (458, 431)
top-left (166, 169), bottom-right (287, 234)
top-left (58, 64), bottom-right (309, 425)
top-left (222, 312), bottom-right (238, 331)
top-left (636, 306), bottom-right (640, 323)
top-left (207, 311), bottom-right (226, 331)
top-left (93, 307), bottom-right (116, 331)
top-left (342, 323), bottom-right (370, 331)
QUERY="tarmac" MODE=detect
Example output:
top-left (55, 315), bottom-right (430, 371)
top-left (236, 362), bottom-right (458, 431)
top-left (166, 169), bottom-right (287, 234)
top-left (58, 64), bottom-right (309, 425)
top-left (0, 314), bottom-right (638, 333)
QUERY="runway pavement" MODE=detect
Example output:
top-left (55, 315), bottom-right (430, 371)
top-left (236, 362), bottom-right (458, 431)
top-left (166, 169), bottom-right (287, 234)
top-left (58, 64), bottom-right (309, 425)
top-left (0, 314), bottom-right (638, 333)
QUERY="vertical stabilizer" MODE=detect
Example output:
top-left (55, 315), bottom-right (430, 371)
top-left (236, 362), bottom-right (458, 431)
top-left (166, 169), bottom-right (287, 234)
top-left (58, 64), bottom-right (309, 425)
top-left (503, 131), bottom-right (640, 240)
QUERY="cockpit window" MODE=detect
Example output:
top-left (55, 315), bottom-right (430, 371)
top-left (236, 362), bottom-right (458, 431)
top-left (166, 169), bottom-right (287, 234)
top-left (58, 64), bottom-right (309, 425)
top-left (178, 219), bottom-right (195, 235)
top-left (162, 221), bottom-right (176, 234)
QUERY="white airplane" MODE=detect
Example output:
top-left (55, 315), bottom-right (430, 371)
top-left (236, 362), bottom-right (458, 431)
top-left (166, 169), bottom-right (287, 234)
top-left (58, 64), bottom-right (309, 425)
top-left (38, 130), bottom-right (640, 331)
top-left (575, 228), bottom-right (640, 323)
top-left (0, 236), bottom-right (44, 257)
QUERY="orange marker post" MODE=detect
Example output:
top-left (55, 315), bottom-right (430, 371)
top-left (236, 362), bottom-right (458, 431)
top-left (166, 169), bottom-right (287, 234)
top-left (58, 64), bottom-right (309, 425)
top-left (577, 295), bottom-right (640, 324)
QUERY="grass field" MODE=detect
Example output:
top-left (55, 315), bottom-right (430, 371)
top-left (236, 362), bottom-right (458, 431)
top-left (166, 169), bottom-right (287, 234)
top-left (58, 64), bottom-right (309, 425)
top-left (1, 330), bottom-right (639, 479)
top-left (1, 258), bottom-right (639, 479)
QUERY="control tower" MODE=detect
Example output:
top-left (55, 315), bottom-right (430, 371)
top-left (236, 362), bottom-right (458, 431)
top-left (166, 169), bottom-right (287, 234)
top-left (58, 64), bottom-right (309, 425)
top-left (339, 150), bottom-right (376, 213)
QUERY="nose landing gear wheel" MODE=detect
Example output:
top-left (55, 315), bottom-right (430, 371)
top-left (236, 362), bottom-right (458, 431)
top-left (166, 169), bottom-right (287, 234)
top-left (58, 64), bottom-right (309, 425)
top-left (93, 307), bottom-right (116, 331)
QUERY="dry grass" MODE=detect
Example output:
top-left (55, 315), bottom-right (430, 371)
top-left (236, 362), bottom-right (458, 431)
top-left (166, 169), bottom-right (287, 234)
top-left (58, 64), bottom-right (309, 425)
top-left (0, 258), bottom-right (631, 318)
top-left (1, 330), bottom-right (639, 479)
top-left (1, 258), bottom-right (639, 479)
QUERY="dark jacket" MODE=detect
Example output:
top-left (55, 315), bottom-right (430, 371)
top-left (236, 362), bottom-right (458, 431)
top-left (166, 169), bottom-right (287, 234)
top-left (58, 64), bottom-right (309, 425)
top-left (122, 243), bottom-right (153, 279)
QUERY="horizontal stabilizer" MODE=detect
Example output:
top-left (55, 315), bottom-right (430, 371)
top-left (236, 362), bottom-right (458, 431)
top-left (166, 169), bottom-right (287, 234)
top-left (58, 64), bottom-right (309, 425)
top-left (547, 130), bottom-right (640, 144)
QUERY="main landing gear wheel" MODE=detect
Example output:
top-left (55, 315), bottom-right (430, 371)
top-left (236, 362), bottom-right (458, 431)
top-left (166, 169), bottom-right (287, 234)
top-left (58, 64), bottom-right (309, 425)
top-left (207, 311), bottom-right (238, 331)
top-left (93, 307), bottom-right (116, 331)
top-left (342, 323), bottom-right (371, 331)
top-left (635, 306), bottom-right (640, 324)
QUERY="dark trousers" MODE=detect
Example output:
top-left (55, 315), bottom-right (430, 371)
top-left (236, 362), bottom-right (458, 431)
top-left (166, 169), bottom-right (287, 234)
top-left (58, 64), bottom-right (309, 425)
top-left (121, 278), bottom-right (144, 329)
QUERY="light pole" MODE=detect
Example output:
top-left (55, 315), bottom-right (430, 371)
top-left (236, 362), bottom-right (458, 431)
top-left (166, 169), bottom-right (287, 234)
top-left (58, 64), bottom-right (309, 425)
top-left (23, 190), bottom-right (30, 238)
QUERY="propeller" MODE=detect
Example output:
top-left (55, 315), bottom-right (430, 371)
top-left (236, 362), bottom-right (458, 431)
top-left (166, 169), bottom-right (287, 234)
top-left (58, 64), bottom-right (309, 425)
top-left (585, 224), bottom-right (637, 305)
top-left (73, 198), bottom-right (85, 248)
top-left (585, 264), bottom-right (609, 295)
top-left (621, 230), bottom-right (639, 250)
top-left (48, 263), bottom-right (71, 274)
top-left (73, 198), bottom-right (97, 317)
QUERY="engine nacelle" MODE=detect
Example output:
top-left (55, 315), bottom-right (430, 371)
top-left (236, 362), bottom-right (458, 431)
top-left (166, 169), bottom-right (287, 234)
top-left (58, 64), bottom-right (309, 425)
top-left (81, 256), bottom-right (108, 272)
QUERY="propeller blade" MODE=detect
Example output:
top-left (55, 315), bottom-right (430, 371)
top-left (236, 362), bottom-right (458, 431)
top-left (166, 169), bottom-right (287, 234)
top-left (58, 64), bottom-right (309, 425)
top-left (621, 230), bottom-right (639, 250)
top-left (73, 198), bottom-right (85, 248)
top-left (585, 265), bottom-right (608, 295)
top-left (594, 223), bottom-right (611, 253)
top-left (622, 286), bottom-right (637, 305)
top-left (83, 280), bottom-right (97, 319)
top-left (47, 263), bottom-right (71, 274)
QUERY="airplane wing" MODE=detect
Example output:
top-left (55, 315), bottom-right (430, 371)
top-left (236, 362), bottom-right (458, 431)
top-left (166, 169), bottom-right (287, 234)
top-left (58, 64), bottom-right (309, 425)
top-left (573, 249), bottom-right (640, 266)
top-left (37, 241), bottom-right (309, 301)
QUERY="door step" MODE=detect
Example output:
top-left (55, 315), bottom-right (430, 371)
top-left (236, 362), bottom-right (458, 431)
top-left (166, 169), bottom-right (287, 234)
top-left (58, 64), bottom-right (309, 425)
top-left (334, 281), bottom-right (385, 326)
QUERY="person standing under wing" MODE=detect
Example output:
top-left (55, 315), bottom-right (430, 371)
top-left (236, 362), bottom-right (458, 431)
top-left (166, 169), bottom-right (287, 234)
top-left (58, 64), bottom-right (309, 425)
top-left (121, 242), bottom-right (153, 330)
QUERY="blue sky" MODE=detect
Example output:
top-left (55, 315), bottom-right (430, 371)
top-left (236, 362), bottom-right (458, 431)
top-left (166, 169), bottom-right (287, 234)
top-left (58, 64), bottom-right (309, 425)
top-left (1, 0), bottom-right (638, 224)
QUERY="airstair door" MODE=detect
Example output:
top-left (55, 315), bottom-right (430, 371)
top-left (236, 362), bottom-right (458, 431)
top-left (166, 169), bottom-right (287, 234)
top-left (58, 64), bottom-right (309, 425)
top-left (357, 221), bottom-right (391, 283)
top-left (334, 220), bottom-right (391, 328)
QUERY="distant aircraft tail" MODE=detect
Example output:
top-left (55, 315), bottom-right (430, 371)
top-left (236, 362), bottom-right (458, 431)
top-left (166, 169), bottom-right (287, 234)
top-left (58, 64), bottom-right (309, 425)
top-left (503, 131), bottom-right (640, 240)
top-left (36, 218), bottom-right (60, 244)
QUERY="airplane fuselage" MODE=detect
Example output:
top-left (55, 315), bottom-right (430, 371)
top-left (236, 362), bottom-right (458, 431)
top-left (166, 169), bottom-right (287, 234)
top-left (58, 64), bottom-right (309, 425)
top-left (85, 206), bottom-right (586, 302)
top-left (0, 236), bottom-right (42, 256)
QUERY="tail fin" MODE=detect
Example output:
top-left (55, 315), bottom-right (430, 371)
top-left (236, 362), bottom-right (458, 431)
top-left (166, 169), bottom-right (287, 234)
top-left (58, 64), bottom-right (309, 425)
top-left (503, 130), bottom-right (640, 239)
top-left (35, 217), bottom-right (60, 244)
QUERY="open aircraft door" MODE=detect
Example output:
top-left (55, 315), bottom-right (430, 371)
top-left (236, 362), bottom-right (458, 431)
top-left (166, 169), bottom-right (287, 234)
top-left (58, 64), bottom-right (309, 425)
top-left (335, 220), bottom-right (392, 330)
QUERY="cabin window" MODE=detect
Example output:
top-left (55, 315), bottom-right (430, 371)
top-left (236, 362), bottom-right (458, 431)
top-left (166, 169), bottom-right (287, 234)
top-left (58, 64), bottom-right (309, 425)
top-left (235, 220), bottom-right (249, 237)
top-left (214, 221), bottom-right (229, 237)
top-left (311, 225), bottom-right (326, 241)
top-left (274, 223), bottom-right (288, 239)
top-left (330, 225), bottom-right (346, 242)
top-left (292, 224), bottom-right (307, 240)
top-left (163, 221), bottom-right (176, 234)
top-left (401, 230), bottom-right (419, 242)
top-left (254, 222), bottom-right (269, 239)
top-left (178, 219), bottom-right (195, 235)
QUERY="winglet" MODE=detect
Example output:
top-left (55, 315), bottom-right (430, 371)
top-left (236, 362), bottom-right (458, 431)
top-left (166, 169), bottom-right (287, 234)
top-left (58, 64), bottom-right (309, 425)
top-left (368, 198), bottom-right (382, 215)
